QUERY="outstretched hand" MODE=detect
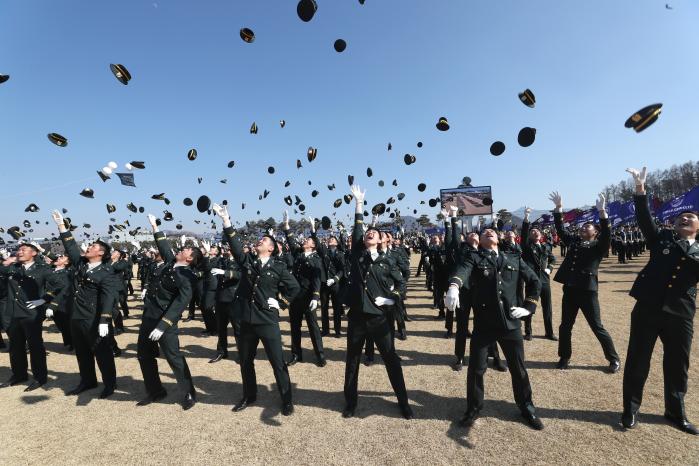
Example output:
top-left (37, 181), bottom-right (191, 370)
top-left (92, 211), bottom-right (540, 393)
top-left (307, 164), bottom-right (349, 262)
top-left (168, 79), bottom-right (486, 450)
top-left (350, 184), bottom-right (365, 204)
top-left (548, 191), bottom-right (562, 210)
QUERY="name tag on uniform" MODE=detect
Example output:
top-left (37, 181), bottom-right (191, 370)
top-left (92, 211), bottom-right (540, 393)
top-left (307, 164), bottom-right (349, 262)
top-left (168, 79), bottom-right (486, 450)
top-left (663, 249), bottom-right (670, 255)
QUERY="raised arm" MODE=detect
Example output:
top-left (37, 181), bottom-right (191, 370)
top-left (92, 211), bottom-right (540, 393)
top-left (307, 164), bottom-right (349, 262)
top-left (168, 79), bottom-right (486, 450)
top-left (549, 191), bottom-right (574, 245)
top-left (521, 207), bottom-right (532, 245)
top-left (52, 210), bottom-right (83, 266)
top-left (213, 203), bottom-right (246, 266)
top-left (627, 167), bottom-right (659, 244)
top-left (148, 214), bottom-right (176, 263)
top-left (350, 185), bottom-right (366, 256)
top-left (595, 194), bottom-right (611, 254)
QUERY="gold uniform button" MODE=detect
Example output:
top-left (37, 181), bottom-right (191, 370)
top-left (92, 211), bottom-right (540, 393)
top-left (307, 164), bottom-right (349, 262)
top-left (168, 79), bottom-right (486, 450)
top-left (672, 275), bottom-right (676, 279)
top-left (677, 266), bottom-right (681, 270)
top-left (668, 284), bottom-right (673, 288)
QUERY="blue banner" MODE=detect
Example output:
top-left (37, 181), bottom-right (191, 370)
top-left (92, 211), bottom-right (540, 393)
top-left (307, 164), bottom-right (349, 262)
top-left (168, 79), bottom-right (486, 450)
top-left (657, 186), bottom-right (699, 223)
top-left (608, 200), bottom-right (636, 227)
top-left (532, 213), bottom-right (554, 226)
top-left (573, 208), bottom-right (600, 226)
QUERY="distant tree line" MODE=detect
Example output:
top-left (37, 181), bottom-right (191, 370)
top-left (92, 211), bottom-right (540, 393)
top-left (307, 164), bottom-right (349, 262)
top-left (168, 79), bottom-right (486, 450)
top-left (602, 160), bottom-right (699, 203)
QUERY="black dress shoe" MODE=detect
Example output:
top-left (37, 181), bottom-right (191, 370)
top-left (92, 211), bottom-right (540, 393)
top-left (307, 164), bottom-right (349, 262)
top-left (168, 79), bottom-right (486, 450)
top-left (24, 381), bottom-right (44, 392)
top-left (321, 330), bottom-right (330, 337)
top-left (99, 385), bottom-right (116, 399)
top-left (181, 393), bottom-right (196, 411)
top-left (444, 330), bottom-right (453, 339)
top-left (459, 409), bottom-right (480, 427)
top-left (136, 389), bottom-right (168, 406)
top-left (0, 376), bottom-right (29, 388)
top-left (607, 360), bottom-right (621, 374)
top-left (397, 332), bottom-right (407, 341)
top-left (465, 330), bottom-right (472, 338)
top-left (232, 397), bottom-right (255, 412)
top-left (452, 359), bottom-right (464, 372)
top-left (399, 403), bottom-right (414, 420)
top-left (342, 405), bottom-right (356, 418)
top-left (664, 413), bottom-right (699, 435)
top-left (363, 357), bottom-right (374, 367)
top-left (113, 347), bottom-right (122, 357)
top-left (66, 345), bottom-right (74, 351)
top-left (545, 334), bottom-right (558, 341)
top-left (522, 411), bottom-right (544, 430)
top-left (66, 382), bottom-right (98, 395)
top-left (281, 402), bottom-right (294, 416)
top-left (183, 316), bottom-right (194, 322)
top-left (404, 316), bottom-right (412, 322)
top-left (556, 358), bottom-right (570, 370)
top-left (316, 357), bottom-right (327, 368)
top-left (208, 352), bottom-right (228, 363)
top-left (493, 359), bottom-right (508, 372)
top-left (334, 332), bottom-right (342, 339)
top-left (286, 354), bottom-right (301, 367)
top-left (621, 410), bottom-right (637, 429)
top-left (523, 333), bottom-right (532, 341)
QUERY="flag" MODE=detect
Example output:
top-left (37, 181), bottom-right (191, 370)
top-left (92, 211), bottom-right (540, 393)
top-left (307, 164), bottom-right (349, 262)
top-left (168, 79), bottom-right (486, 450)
top-left (657, 186), bottom-right (699, 223)
top-left (116, 173), bottom-right (136, 187)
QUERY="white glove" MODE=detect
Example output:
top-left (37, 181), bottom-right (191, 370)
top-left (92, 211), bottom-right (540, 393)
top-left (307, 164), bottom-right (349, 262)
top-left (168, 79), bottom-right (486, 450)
top-left (626, 167), bottom-right (647, 187)
top-left (130, 240), bottom-right (141, 250)
top-left (45, 308), bottom-right (54, 319)
top-left (510, 307), bottom-right (531, 319)
top-left (307, 216), bottom-right (316, 233)
top-left (350, 184), bottom-right (365, 204)
top-left (210, 268), bottom-right (225, 276)
top-left (595, 193), bottom-right (606, 212)
top-left (283, 210), bottom-right (290, 230)
top-left (149, 328), bottom-right (164, 341)
top-left (212, 203), bottom-right (232, 227)
top-left (309, 299), bottom-right (319, 311)
top-left (424, 256), bottom-right (430, 264)
top-left (147, 214), bottom-right (158, 229)
top-left (51, 209), bottom-right (64, 226)
top-left (440, 208), bottom-right (448, 219)
top-left (445, 286), bottom-right (460, 311)
top-left (140, 289), bottom-right (147, 300)
top-left (374, 296), bottom-right (395, 307)
top-left (544, 268), bottom-right (551, 275)
top-left (179, 234), bottom-right (187, 247)
top-left (201, 240), bottom-right (211, 253)
top-left (98, 323), bottom-right (109, 337)
top-left (523, 207), bottom-right (532, 221)
top-left (326, 278), bottom-right (335, 287)
top-left (80, 242), bottom-right (88, 253)
top-left (26, 299), bottom-right (46, 309)
top-left (0, 248), bottom-right (8, 260)
top-left (267, 297), bottom-right (280, 310)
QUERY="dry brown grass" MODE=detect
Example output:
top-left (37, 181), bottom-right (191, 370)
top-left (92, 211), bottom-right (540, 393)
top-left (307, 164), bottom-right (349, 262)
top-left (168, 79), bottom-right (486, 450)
top-left (1, 255), bottom-right (698, 465)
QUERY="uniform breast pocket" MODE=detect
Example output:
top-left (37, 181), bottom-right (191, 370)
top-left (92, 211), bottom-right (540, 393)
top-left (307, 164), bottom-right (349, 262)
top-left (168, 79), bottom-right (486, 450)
top-left (261, 270), bottom-right (279, 285)
top-left (477, 266), bottom-right (494, 279)
top-left (504, 264), bottom-right (519, 280)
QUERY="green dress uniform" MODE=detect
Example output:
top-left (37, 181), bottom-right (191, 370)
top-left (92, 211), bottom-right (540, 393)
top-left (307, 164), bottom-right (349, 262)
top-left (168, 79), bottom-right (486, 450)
top-left (137, 232), bottom-right (196, 402)
top-left (284, 230), bottom-right (325, 364)
top-left (343, 214), bottom-right (409, 414)
top-left (0, 260), bottom-right (60, 386)
top-left (213, 255), bottom-right (242, 359)
top-left (623, 195), bottom-right (699, 430)
top-left (520, 220), bottom-right (557, 338)
top-left (553, 213), bottom-right (619, 365)
top-left (222, 227), bottom-right (300, 407)
top-left (449, 248), bottom-right (541, 420)
top-left (47, 267), bottom-right (74, 348)
top-left (59, 231), bottom-right (120, 392)
top-left (314, 232), bottom-right (347, 337)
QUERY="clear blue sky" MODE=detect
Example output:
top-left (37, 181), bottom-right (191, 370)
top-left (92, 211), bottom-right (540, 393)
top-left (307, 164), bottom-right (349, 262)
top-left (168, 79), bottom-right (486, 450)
top-left (1, 0), bottom-right (698, 239)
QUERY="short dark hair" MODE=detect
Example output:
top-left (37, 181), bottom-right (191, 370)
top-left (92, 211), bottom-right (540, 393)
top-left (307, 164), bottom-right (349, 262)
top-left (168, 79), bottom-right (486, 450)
top-left (93, 240), bottom-right (112, 262)
top-left (188, 247), bottom-right (203, 268)
top-left (262, 234), bottom-right (279, 256)
top-left (18, 242), bottom-right (39, 253)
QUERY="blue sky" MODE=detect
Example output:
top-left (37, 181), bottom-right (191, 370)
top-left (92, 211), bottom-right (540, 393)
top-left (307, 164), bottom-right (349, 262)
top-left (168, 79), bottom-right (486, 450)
top-left (1, 0), bottom-right (698, 238)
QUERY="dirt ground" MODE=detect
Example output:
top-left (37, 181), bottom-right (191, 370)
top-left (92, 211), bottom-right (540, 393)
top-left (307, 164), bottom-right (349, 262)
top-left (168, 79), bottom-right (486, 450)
top-left (0, 254), bottom-right (697, 465)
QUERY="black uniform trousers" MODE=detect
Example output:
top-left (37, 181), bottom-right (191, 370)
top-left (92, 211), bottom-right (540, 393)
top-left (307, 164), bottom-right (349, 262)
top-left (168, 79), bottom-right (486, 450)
top-left (70, 318), bottom-right (116, 388)
top-left (119, 290), bottom-right (129, 318)
top-left (6, 316), bottom-right (47, 384)
top-left (215, 301), bottom-right (240, 355)
top-left (344, 312), bottom-right (408, 408)
top-left (238, 321), bottom-right (292, 404)
top-left (320, 285), bottom-right (342, 335)
top-left (290, 291), bottom-right (324, 360)
top-left (454, 289), bottom-right (473, 360)
top-left (623, 303), bottom-right (693, 419)
top-left (617, 244), bottom-right (626, 264)
top-left (53, 307), bottom-right (73, 347)
top-left (199, 289), bottom-right (217, 335)
top-left (524, 278), bottom-right (554, 337)
top-left (558, 286), bottom-right (619, 362)
top-left (466, 328), bottom-right (535, 415)
top-left (137, 318), bottom-right (194, 397)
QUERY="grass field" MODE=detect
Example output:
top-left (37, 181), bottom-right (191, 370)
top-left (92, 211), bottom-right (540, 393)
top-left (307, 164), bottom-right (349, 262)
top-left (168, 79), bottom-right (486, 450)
top-left (0, 255), bottom-right (697, 465)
